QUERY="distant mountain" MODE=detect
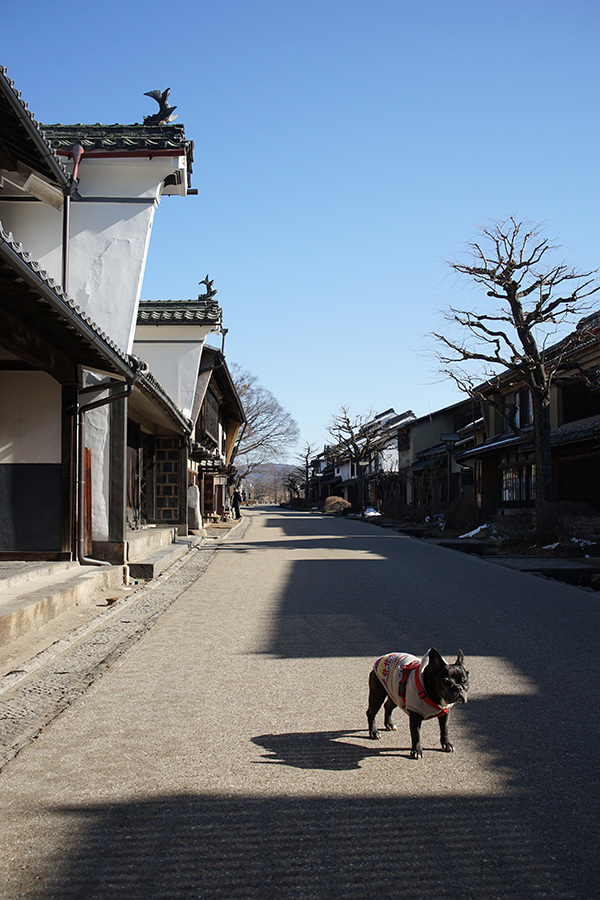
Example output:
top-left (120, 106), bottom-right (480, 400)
top-left (248, 462), bottom-right (297, 483)
top-left (243, 462), bottom-right (299, 502)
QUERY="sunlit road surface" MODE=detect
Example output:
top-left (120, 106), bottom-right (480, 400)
top-left (1, 506), bottom-right (598, 899)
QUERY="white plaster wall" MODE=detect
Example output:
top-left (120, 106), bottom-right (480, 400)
top-left (0, 196), bottom-right (152, 355)
top-left (379, 446), bottom-right (398, 471)
top-left (86, 406), bottom-right (110, 542)
top-left (0, 372), bottom-right (61, 463)
top-left (68, 200), bottom-right (156, 353)
top-left (337, 461), bottom-right (353, 481)
top-left (1, 155), bottom-right (186, 355)
top-left (135, 324), bottom-right (218, 343)
top-left (133, 341), bottom-right (199, 416)
top-left (134, 326), bottom-right (221, 417)
top-left (177, 344), bottom-right (205, 419)
top-left (76, 157), bottom-right (186, 198)
top-left (0, 202), bottom-right (63, 283)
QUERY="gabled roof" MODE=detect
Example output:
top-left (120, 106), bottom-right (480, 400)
top-left (137, 299), bottom-right (222, 326)
top-left (551, 414), bottom-right (600, 446)
top-left (0, 66), bottom-right (70, 188)
top-left (545, 312), bottom-right (600, 362)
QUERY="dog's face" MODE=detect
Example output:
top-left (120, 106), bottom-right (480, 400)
top-left (427, 648), bottom-right (469, 705)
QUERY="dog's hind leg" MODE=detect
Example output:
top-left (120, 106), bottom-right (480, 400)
top-left (367, 669), bottom-right (388, 739)
top-left (383, 697), bottom-right (397, 731)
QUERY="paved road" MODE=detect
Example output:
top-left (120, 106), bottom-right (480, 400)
top-left (1, 507), bottom-right (599, 899)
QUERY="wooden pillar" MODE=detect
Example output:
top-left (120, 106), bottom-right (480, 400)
top-left (178, 438), bottom-right (189, 535)
top-left (61, 383), bottom-right (78, 557)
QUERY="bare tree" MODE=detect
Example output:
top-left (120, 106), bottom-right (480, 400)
top-left (328, 407), bottom-right (386, 508)
top-left (282, 470), bottom-right (301, 500)
top-left (434, 217), bottom-right (599, 542)
top-left (329, 407), bottom-right (374, 455)
top-left (296, 441), bottom-right (317, 504)
top-left (229, 363), bottom-right (300, 485)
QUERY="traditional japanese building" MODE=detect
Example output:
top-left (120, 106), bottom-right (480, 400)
top-left (0, 68), bottom-right (208, 562)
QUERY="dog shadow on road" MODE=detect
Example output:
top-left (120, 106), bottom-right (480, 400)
top-left (251, 730), bottom-right (428, 770)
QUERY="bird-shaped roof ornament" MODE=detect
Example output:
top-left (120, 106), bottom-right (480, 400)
top-left (143, 88), bottom-right (177, 125)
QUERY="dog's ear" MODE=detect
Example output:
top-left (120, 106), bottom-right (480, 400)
top-left (455, 649), bottom-right (465, 667)
top-left (428, 648), bottom-right (445, 671)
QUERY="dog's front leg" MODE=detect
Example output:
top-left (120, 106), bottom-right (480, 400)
top-left (409, 711), bottom-right (424, 759)
top-left (438, 712), bottom-right (454, 752)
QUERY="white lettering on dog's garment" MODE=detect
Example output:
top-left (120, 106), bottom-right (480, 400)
top-left (373, 650), bottom-right (452, 719)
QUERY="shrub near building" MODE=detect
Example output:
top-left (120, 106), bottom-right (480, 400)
top-left (324, 497), bottom-right (352, 516)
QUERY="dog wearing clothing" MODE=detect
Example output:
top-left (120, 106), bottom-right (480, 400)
top-left (367, 648), bottom-right (469, 759)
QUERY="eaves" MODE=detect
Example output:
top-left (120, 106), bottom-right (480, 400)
top-left (456, 434), bottom-right (523, 462)
top-left (43, 122), bottom-right (194, 185)
top-left (0, 66), bottom-right (70, 189)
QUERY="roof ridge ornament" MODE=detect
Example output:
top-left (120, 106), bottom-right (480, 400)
top-left (198, 274), bottom-right (217, 300)
top-left (143, 88), bottom-right (177, 125)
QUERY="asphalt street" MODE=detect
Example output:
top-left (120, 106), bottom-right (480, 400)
top-left (1, 506), bottom-right (599, 899)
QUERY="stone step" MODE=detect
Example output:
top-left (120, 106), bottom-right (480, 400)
top-left (92, 526), bottom-right (180, 565)
top-left (126, 527), bottom-right (179, 561)
top-left (128, 536), bottom-right (203, 580)
top-left (0, 561), bottom-right (79, 591)
top-left (0, 522), bottom-right (240, 650)
top-left (0, 565), bottom-right (123, 647)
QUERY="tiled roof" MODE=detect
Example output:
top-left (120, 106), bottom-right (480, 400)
top-left (456, 415), bottom-right (600, 462)
top-left (547, 311), bottom-right (600, 360)
top-left (137, 299), bottom-right (222, 327)
top-left (0, 66), bottom-right (70, 186)
top-left (42, 123), bottom-right (193, 159)
top-left (550, 415), bottom-right (600, 446)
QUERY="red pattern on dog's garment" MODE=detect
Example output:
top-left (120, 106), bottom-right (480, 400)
top-left (373, 650), bottom-right (452, 719)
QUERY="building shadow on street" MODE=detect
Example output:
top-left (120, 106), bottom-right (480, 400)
top-left (36, 791), bottom-right (579, 900)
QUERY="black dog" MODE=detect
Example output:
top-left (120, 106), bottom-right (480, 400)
top-left (366, 648), bottom-right (469, 759)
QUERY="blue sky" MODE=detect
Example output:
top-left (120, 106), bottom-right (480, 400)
top-left (3, 1), bottom-right (600, 460)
